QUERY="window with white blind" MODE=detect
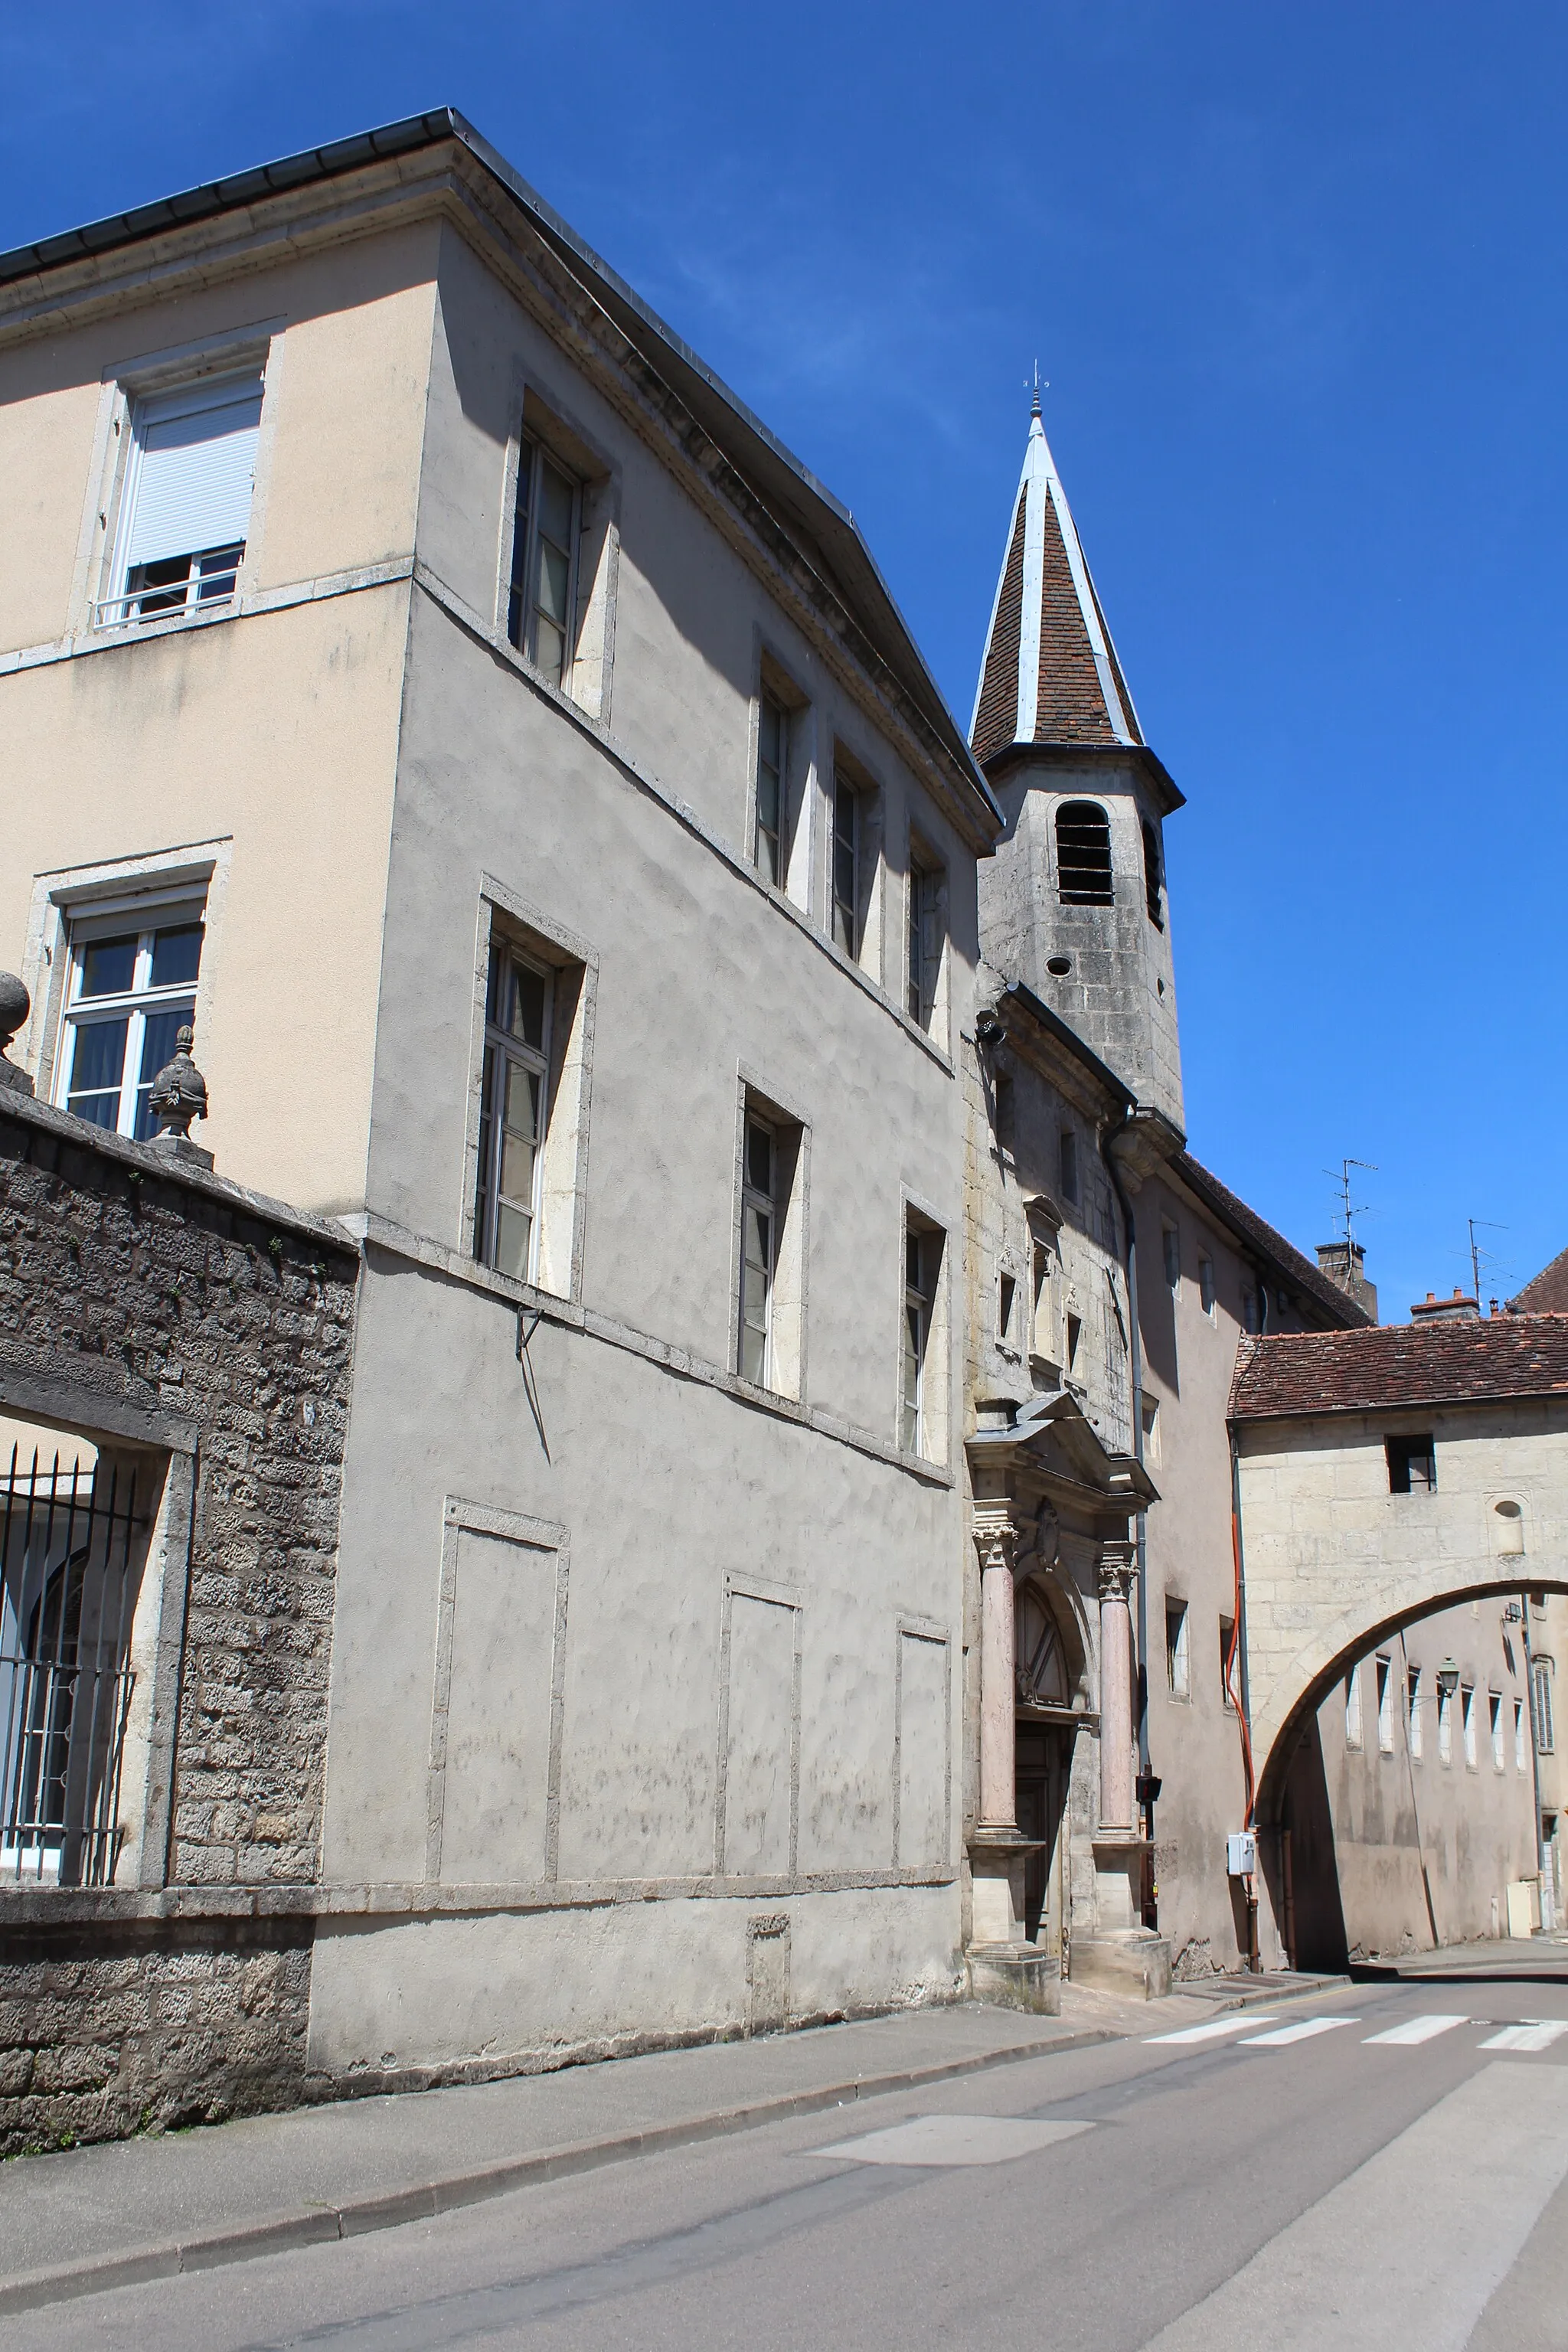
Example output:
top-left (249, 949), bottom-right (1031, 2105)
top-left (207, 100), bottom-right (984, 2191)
top-left (103, 373), bottom-right (263, 627)
top-left (53, 901), bottom-right (205, 1139)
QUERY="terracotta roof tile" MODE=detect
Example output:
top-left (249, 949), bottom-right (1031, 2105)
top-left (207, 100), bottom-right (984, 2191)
top-left (1229, 1315), bottom-right (1568, 1423)
top-left (972, 491), bottom-right (1027, 764)
top-left (1034, 489), bottom-right (1120, 743)
top-left (1511, 1244), bottom-right (1568, 1315)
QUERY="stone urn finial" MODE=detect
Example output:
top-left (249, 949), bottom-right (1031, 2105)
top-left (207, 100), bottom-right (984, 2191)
top-left (0, 973), bottom-right (34, 1097)
top-left (147, 1023), bottom-right (213, 1168)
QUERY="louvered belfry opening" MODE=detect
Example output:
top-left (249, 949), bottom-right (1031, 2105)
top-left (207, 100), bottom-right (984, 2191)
top-left (1055, 801), bottom-right (1115, 906)
top-left (0, 1442), bottom-right (148, 1887)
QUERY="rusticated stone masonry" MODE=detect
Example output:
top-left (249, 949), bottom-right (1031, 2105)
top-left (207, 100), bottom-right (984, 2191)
top-left (0, 1094), bottom-right (357, 2153)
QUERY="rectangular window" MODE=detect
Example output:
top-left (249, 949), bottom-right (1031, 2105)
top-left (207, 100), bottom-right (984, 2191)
top-left (831, 776), bottom-right (861, 958)
top-left (103, 371), bottom-right (263, 627)
top-left (1198, 1253), bottom-right (1217, 1317)
top-left (1409, 1667), bottom-right (1425, 1760)
top-left (998, 1270), bottom-right (1017, 1344)
top-left (1166, 1599), bottom-right (1189, 1698)
top-left (1162, 1222), bottom-right (1181, 1293)
top-left (1220, 1616), bottom-right (1236, 1710)
top-left (1517, 1697), bottom-right (1529, 1773)
top-left (508, 433), bottom-right (580, 688)
top-left (1065, 1308), bottom-right (1082, 1374)
top-left (54, 902), bottom-right (204, 1140)
top-left (755, 691), bottom-right (788, 885)
top-left (1437, 1680), bottom-right (1452, 1766)
top-left (1377, 1655), bottom-right (1394, 1753)
top-left (1059, 1129), bottom-right (1080, 1206)
top-left (474, 944), bottom-right (554, 1282)
top-left (739, 1112), bottom-right (777, 1388)
top-left (1462, 1683), bottom-right (1477, 1770)
top-left (1242, 1287), bottom-right (1260, 1336)
top-left (1533, 1658), bottom-right (1556, 1756)
top-left (1387, 1435), bottom-right (1437, 1493)
top-left (1489, 1690), bottom-right (1504, 1772)
top-left (905, 849), bottom-right (943, 1031)
top-left (901, 1220), bottom-right (943, 1455)
top-left (1344, 1661), bottom-right (1363, 1752)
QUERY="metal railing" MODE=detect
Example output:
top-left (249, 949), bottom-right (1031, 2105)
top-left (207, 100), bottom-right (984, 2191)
top-left (0, 1447), bottom-right (144, 1886)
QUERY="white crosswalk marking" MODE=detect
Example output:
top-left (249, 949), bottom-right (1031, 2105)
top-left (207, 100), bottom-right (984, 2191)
top-left (1478, 2020), bottom-right (1568, 2052)
top-left (1363, 2014), bottom-right (1469, 2046)
top-left (1238, 2017), bottom-right (1359, 2047)
top-left (1145, 2014), bottom-right (1277, 2045)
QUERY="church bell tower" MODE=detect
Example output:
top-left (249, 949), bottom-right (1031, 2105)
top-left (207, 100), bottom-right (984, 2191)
top-left (972, 395), bottom-right (1184, 1134)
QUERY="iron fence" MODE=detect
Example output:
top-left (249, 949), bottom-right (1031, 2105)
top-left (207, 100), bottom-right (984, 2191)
top-left (0, 1446), bottom-right (145, 1886)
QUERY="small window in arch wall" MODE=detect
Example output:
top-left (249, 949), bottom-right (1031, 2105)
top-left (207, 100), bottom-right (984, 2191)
top-left (1142, 819), bottom-right (1165, 927)
top-left (1055, 802), bottom-right (1114, 906)
top-left (1387, 1435), bottom-right (1436, 1494)
top-left (1494, 1499), bottom-right (1525, 1554)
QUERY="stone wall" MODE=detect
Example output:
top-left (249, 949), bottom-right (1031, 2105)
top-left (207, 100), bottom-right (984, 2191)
top-left (0, 1093), bottom-right (357, 2153)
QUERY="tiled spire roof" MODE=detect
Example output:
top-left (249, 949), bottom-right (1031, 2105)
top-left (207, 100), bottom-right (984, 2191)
top-left (970, 397), bottom-right (1142, 763)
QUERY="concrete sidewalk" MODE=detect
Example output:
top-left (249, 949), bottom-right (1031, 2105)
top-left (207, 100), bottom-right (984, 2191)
top-left (1354, 1932), bottom-right (1568, 1978)
top-left (0, 1978), bottom-right (1299, 2319)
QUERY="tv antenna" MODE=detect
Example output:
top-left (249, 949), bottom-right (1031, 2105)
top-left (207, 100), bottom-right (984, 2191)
top-left (1465, 1217), bottom-right (1509, 1308)
top-left (1325, 1158), bottom-right (1377, 1262)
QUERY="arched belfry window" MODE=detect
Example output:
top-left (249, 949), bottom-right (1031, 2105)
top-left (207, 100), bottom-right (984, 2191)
top-left (1142, 818), bottom-right (1165, 928)
top-left (1055, 802), bottom-right (1114, 906)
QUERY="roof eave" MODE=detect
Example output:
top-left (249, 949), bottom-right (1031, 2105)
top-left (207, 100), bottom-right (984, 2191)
top-left (981, 737), bottom-right (1185, 816)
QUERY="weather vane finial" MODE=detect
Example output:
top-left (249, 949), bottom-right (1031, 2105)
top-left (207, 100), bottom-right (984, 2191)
top-left (1026, 360), bottom-right (1050, 420)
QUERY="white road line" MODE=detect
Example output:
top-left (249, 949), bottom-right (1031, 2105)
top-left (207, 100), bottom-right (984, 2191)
top-left (1145, 2014), bottom-right (1277, 2045)
top-left (1237, 2017), bottom-right (1359, 2047)
top-left (1136, 2062), bottom-right (1568, 2350)
top-left (814, 2114), bottom-right (1093, 2167)
top-left (1362, 2013), bottom-right (1470, 2046)
top-left (1478, 2019), bottom-right (1568, 2052)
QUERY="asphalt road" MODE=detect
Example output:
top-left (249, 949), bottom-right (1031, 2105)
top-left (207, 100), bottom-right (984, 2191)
top-left (10, 1976), bottom-right (1568, 2352)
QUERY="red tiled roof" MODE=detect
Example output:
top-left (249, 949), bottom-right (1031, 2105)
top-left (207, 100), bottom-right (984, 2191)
top-left (1511, 1244), bottom-right (1568, 1315)
top-left (972, 491), bottom-right (1027, 764)
top-left (1033, 488), bottom-right (1122, 745)
top-left (1229, 1315), bottom-right (1568, 1422)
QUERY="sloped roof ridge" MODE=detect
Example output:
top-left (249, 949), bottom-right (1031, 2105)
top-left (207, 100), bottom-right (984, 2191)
top-left (1229, 1312), bottom-right (1568, 1423)
top-left (1511, 1242), bottom-right (1568, 1314)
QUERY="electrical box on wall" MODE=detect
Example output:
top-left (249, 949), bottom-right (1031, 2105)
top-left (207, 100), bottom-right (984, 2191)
top-left (1227, 1831), bottom-right (1256, 1878)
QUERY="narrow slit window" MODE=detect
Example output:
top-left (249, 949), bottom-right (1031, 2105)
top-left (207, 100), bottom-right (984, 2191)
top-left (1376, 1655), bottom-right (1394, 1753)
top-left (1142, 818), bottom-right (1165, 927)
top-left (1198, 1254), bottom-right (1217, 1316)
top-left (901, 1224), bottom-right (940, 1453)
top-left (738, 1115), bottom-right (776, 1387)
top-left (1436, 1678), bottom-right (1453, 1766)
top-left (1220, 1616), bottom-right (1236, 1710)
top-left (1166, 1599), bottom-right (1189, 1698)
top-left (1055, 801), bottom-right (1114, 906)
top-left (1462, 1683), bottom-right (1477, 1769)
top-left (1516, 1697), bottom-right (1529, 1772)
top-left (832, 779), bottom-right (861, 957)
top-left (1489, 1690), bottom-right (1504, 1772)
top-left (474, 944), bottom-right (554, 1282)
top-left (998, 1271), bottom-right (1017, 1344)
top-left (104, 371), bottom-right (263, 627)
top-left (1162, 1223), bottom-right (1181, 1293)
top-left (755, 692), bottom-right (787, 885)
top-left (1533, 1658), bottom-right (1556, 1756)
top-left (508, 433), bottom-right (580, 689)
top-left (1344, 1661), bottom-right (1363, 1750)
top-left (1410, 1667), bottom-right (1425, 1760)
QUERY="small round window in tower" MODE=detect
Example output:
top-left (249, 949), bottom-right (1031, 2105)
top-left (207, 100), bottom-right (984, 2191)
top-left (1046, 954), bottom-right (1073, 978)
top-left (1494, 1499), bottom-right (1525, 1555)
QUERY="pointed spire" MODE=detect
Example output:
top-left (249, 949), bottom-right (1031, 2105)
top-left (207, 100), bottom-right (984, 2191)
top-left (970, 397), bottom-right (1142, 763)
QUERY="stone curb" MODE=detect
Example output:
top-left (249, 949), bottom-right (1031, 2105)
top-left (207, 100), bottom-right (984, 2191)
top-left (0, 2026), bottom-right (1118, 2319)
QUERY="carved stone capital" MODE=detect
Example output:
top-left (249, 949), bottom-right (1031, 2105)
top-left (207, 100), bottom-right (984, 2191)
top-left (1096, 1542), bottom-right (1136, 1606)
top-left (972, 1498), bottom-right (1018, 1580)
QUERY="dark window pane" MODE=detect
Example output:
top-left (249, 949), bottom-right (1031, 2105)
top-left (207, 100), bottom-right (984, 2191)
top-left (1056, 800), bottom-right (1115, 905)
top-left (78, 937), bottom-right (136, 998)
top-left (508, 961), bottom-right (548, 1053)
top-left (149, 923), bottom-right (202, 988)
top-left (746, 1119), bottom-right (773, 1198)
top-left (68, 1018), bottom-right (127, 1097)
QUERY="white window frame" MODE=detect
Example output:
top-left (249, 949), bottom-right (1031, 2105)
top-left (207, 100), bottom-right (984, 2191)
top-left (1376, 1655), bottom-right (1394, 1754)
top-left (473, 942), bottom-right (555, 1284)
top-left (1436, 1680), bottom-right (1452, 1766)
top-left (738, 1112), bottom-right (777, 1388)
top-left (51, 895), bottom-right (206, 1140)
top-left (1409, 1666), bottom-right (1425, 1760)
top-left (1533, 1657), bottom-right (1556, 1756)
top-left (901, 1223), bottom-right (937, 1454)
top-left (1344, 1661), bottom-right (1363, 1751)
top-left (1462, 1682), bottom-right (1477, 1771)
top-left (1517, 1697), bottom-right (1530, 1773)
top-left (1489, 1689), bottom-right (1504, 1773)
top-left (1166, 1599), bottom-right (1190, 1700)
top-left (755, 690), bottom-right (789, 886)
top-left (831, 775), bottom-right (861, 959)
top-left (508, 433), bottom-right (581, 689)
top-left (100, 369), bottom-right (263, 630)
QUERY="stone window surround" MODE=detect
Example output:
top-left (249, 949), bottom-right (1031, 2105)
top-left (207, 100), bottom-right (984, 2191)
top-left (730, 1067), bottom-right (811, 1408)
top-left (459, 877), bottom-right (597, 1309)
top-left (747, 637), bottom-right (814, 912)
top-left (17, 838), bottom-right (232, 1111)
top-left (495, 372), bottom-right (621, 724)
top-left (67, 317), bottom-right (286, 646)
top-left (899, 1185), bottom-right (951, 1472)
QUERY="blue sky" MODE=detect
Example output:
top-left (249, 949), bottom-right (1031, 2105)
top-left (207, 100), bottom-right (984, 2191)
top-left (4, 3), bottom-right (1563, 1317)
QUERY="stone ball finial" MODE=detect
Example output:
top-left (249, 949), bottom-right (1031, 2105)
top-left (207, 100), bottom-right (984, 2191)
top-left (147, 1024), bottom-right (211, 1161)
top-left (0, 972), bottom-right (34, 1097)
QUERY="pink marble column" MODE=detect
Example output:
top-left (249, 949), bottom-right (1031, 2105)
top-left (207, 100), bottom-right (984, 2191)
top-left (975, 1501), bottom-right (1018, 1834)
top-left (1097, 1545), bottom-right (1136, 1834)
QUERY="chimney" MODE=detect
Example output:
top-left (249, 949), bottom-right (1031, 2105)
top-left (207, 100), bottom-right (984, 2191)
top-left (1410, 1286), bottom-right (1480, 1324)
top-left (1316, 1239), bottom-right (1378, 1323)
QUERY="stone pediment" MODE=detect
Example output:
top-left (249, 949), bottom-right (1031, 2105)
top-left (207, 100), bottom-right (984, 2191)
top-left (969, 1385), bottom-right (1158, 1513)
